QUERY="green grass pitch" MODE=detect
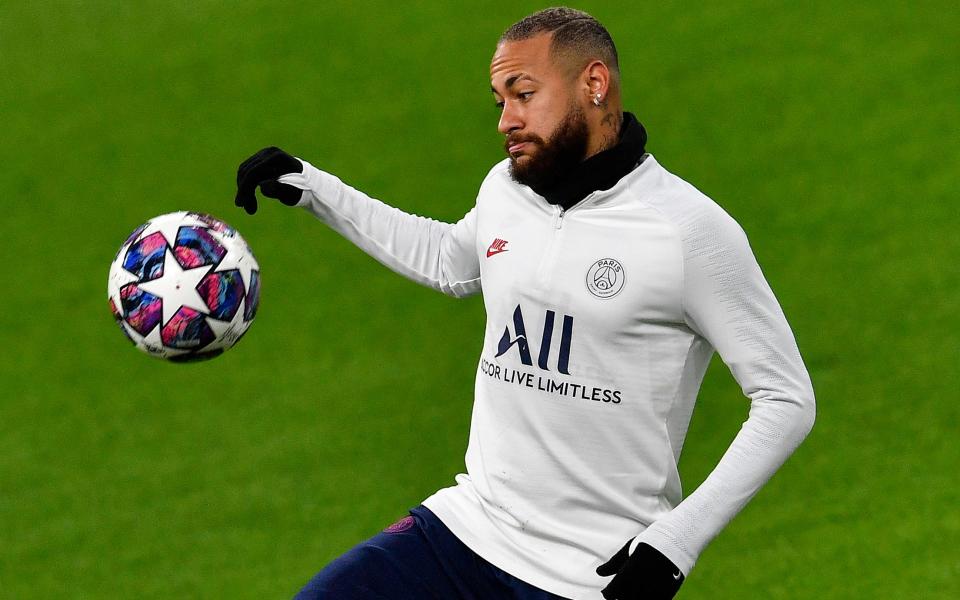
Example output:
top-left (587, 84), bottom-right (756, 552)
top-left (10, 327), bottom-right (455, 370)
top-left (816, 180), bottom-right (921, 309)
top-left (1, 1), bottom-right (957, 597)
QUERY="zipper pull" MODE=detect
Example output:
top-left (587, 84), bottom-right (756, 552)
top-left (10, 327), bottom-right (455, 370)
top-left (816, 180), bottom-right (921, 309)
top-left (555, 207), bottom-right (565, 230)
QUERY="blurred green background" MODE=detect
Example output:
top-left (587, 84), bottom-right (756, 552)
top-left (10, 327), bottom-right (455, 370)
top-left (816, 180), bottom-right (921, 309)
top-left (1, 1), bottom-right (957, 598)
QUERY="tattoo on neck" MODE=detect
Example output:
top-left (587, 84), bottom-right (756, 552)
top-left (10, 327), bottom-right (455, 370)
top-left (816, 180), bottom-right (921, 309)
top-left (599, 112), bottom-right (622, 151)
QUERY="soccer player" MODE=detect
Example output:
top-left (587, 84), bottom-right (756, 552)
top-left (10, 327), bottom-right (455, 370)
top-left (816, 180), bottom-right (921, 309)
top-left (235, 8), bottom-right (815, 600)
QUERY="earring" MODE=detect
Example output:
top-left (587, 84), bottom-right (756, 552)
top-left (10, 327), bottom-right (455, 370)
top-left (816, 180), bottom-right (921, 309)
top-left (593, 93), bottom-right (602, 106)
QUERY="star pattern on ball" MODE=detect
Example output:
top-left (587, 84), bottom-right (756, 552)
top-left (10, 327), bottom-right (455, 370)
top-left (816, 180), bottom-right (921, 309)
top-left (208, 228), bottom-right (258, 291)
top-left (137, 248), bottom-right (213, 325)
top-left (109, 211), bottom-right (260, 361)
top-left (145, 213), bottom-right (205, 247)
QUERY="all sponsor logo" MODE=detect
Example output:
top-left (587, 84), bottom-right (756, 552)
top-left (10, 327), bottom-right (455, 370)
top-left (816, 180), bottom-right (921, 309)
top-left (487, 303), bottom-right (622, 404)
top-left (586, 257), bottom-right (625, 298)
top-left (495, 304), bottom-right (573, 374)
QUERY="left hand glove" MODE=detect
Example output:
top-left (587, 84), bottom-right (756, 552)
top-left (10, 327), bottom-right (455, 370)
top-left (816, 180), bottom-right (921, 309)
top-left (596, 540), bottom-right (685, 599)
top-left (234, 146), bottom-right (305, 214)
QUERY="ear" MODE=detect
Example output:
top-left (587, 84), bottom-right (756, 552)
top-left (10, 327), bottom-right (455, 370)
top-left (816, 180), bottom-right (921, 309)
top-left (582, 60), bottom-right (612, 106)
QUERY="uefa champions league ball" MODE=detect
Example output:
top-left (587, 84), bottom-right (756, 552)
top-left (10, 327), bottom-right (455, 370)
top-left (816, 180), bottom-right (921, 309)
top-left (107, 211), bottom-right (260, 362)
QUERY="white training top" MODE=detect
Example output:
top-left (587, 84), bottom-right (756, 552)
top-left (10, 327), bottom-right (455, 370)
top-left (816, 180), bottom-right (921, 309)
top-left (279, 155), bottom-right (815, 600)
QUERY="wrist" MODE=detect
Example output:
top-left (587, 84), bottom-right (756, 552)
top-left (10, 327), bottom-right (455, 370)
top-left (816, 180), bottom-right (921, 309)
top-left (634, 527), bottom-right (693, 578)
top-left (277, 158), bottom-right (325, 207)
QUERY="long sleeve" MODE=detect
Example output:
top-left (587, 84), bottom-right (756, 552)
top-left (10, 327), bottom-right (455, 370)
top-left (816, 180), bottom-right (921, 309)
top-left (277, 160), bottom-right (481, 298)
top-left (633, 199), bottom-right (816, 574)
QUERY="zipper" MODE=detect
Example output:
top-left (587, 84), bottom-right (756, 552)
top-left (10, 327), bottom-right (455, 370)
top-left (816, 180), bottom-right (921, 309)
top-left (538, 195), bottom-right (594, 284)
top-left (555, 192), bottom-right (596, 230)
top-left (536, 205), bottom-right (563, 285)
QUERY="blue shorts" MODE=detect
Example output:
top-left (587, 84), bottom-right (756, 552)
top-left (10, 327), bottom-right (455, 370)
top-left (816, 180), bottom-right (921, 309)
top-left (293, 505), bottom-right (568, 600)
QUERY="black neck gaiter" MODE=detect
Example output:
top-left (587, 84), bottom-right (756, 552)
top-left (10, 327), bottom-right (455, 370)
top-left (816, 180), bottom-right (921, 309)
top-left (530, 112), bottom-right (648, 210)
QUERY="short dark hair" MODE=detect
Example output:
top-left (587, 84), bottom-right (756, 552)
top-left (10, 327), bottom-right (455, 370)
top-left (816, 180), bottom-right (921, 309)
top-left (499, 7), bottom-right (619, 78)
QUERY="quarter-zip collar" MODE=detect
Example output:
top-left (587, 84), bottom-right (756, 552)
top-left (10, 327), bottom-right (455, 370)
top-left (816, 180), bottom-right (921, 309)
top-left (530, 112), bottom-right (647, 210)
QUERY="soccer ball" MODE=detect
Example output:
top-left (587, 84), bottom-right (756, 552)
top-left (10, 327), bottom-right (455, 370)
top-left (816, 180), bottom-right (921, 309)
top-left (107, 211), bottom-right (260, 362)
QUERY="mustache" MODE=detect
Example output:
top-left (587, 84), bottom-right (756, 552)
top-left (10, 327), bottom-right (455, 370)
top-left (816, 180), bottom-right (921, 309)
top-left (504, 133), bottom-right (545, 154)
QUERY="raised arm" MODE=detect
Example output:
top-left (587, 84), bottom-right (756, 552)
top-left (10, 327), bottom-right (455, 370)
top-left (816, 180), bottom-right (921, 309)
top-left (235, 147), bottom-right (481, 298)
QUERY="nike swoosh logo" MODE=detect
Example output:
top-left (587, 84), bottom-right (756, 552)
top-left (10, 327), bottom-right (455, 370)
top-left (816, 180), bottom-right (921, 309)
top-left (486, 238), bottom-right (509, 258)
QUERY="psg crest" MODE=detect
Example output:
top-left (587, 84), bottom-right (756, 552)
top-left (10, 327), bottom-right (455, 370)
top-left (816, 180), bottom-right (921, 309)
top-left (586, 258), bottom-right (625, 299)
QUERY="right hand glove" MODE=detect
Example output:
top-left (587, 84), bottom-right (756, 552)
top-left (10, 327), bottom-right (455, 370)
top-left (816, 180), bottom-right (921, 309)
top-left (596, 540), bottom-right (685, 599)
top-left (235, 146), bottom-right (304, 214)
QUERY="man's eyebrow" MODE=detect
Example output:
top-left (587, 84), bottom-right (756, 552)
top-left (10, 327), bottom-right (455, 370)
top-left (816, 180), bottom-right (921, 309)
top-left (491, 73), bottom-right (536, 93)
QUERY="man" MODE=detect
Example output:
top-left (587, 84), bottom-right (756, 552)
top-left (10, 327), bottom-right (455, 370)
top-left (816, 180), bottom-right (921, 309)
top-left (235, 8), bottom-right (815, 600)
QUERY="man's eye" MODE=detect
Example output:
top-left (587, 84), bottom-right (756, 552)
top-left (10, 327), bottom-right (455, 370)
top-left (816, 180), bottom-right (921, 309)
top-left (493, 92), bottom-right (531, 110)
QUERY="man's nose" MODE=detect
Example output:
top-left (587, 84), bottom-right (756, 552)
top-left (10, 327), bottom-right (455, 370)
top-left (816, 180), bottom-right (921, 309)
top-left (498, 102), bottom-right (523, 135)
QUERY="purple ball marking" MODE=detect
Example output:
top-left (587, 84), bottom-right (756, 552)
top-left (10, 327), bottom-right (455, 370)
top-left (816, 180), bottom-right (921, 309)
top-left (115, 222), bottom-right (148, 260)
top-left (120, 284), bottom-right (162, 335)
top-left (123, 232), bottom-right (168, 281)
top-left (123, 223), bottom-right (149, 247)
top-left (198, 269), bottom-right (244, 320)
top-left (244, 270), bottom-right (260, 321)
top-left (175, 226), bottom-right (226, 268)
top-left (161, 306), bottom-right (215, 349)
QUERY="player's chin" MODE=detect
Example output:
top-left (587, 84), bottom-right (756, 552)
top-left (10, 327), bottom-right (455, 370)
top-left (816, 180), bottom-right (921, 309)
top-left (509, 151), bottom-right (537, 168)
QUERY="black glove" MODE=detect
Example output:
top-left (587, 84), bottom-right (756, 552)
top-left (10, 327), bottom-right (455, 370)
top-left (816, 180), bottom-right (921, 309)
top-left (596, 541), bottom-right (685, 599)
top-left (235, 146), bottom-right (304, 214)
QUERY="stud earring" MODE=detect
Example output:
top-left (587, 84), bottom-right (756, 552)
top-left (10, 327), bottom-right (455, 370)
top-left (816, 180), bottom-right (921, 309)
top-left (593, 93), bottom-right (602, 106)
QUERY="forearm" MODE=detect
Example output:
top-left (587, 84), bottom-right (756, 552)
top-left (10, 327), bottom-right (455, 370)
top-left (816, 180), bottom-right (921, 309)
top-left (635, 389), bottom-right (815, 574)
top-left (279, 161), bottom-right (480, 297)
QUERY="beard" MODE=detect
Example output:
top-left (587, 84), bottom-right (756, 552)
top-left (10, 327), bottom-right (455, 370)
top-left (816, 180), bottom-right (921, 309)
top-left (506, 103), bottom-right (590, 191)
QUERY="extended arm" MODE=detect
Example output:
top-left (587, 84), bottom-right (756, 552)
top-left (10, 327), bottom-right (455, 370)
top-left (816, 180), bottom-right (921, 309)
top-left (235, 147), bottom-right (481, 298)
